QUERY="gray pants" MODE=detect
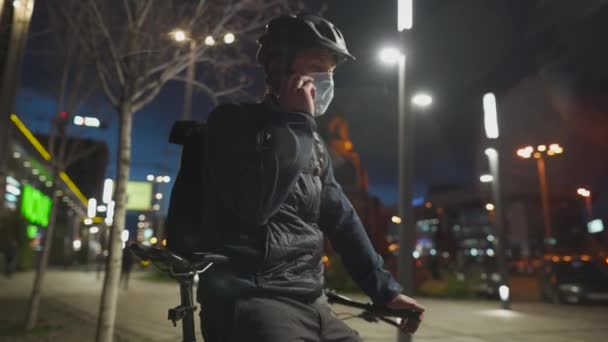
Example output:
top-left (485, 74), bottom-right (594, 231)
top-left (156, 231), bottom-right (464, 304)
top-left (199, 294), bottom-right (361, 342)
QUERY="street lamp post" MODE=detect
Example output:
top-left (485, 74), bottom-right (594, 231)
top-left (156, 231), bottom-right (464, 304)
top-left (483, 93), bottom-right (510, 310)
top-left (171, 29), bottom-right (196, 120)
top-left (516, 143), bottom-right (563, 246)
top-left (379, 43), bottom-right (433, 341)
top-left (379, 47), bottom-right (413, 298)
top-left (396, 53), bottom-right (414, 304)
top-left (577, 188), bottom-right (593, 222)
top-left (170, 30), bottom-right (235, 120)
top-left (183, 39), bottom-right (197, 121)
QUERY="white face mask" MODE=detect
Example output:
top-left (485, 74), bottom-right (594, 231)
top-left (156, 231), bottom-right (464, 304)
top-left (308, 72), bottom-right (334, 117)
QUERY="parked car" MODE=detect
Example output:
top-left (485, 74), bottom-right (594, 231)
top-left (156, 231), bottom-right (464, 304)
top-left (539, 254), bottom-right (608, 304)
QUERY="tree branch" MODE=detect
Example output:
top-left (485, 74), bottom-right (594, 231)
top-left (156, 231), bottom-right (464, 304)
top-left (88, 0), bottom-right (127, 87)
top-left (184, 0), bottom-right (208, 31)
top-left (64, 142), bottom-right (101, 168)
top-left (171, 76), bottom-right (251, 106)
top-left (95, 59), bottom-right (119, 107)
top-left (135, 0), bottom-right (153, 29)
top-left (123, 0), bottom-right (134, 26)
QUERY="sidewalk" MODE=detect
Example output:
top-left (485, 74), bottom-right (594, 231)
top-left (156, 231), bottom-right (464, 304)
top-left (0, 296), bottom-right (139, 342)
top-left (2, 270), bottom-right (608, 341)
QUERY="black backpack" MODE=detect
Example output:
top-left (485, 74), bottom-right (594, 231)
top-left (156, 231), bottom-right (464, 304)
top-left (165, 120), bottom-right (208, 259)
top-left (165, 114), bottom-right (327, 259)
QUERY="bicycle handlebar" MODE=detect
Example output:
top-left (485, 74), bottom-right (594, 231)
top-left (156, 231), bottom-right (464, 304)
top-left (325, 289), bottom-right (421, 324)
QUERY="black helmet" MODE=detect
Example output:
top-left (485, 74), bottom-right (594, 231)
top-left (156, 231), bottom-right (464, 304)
top-left (257, 14), bottom-right (355, 69)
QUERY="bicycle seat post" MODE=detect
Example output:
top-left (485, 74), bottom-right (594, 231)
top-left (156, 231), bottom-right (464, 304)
top-left (172, 275), bottom-right (197, 342)
top-left (127, 244), bottom-right (228, 342)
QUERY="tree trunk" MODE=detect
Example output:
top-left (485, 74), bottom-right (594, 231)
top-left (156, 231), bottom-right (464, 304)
top-left (24, 182), bottom-right (60, 329)
top-left (24, 120), bottom-right (68, 330)
top-left (95, 105), bottom-right (132, 342)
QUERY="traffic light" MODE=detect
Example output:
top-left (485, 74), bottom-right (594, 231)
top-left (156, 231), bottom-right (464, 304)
top-left (56, 111), bottom-right (70, 131)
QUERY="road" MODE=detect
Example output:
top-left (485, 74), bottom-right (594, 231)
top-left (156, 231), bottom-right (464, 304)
top-left (1, 270), bottom-right (608, 341)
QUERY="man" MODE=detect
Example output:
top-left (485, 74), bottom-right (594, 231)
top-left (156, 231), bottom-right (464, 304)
top-left (3, 239), bottom-right (18, 278)
top-left (121, 245), bottom-right (134, 289)
top-left (197, 14), bottom-right (424, 341)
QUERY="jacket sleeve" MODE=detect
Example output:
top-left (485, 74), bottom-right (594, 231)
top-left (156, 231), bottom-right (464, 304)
top-left (205, 103), bottom-right (316, 227)
top-left (318, 142), bottom-right (403, 304)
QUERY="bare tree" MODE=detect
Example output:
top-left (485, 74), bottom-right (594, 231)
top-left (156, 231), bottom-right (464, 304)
top-left (24, 1), bottom-right (102, 329)
top-left (57, 0), bottom-right (320, 340)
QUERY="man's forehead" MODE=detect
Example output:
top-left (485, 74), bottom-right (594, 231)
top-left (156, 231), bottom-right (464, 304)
top-left (298, 48), bottom-right (338, 64)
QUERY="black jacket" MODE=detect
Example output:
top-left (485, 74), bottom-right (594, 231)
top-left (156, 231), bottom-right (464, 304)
top-left (198, 102), bottom-right (402, 304)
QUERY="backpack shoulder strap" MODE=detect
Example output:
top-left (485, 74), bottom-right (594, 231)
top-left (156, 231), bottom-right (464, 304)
top-left (311, 132), bottom-right (328, 178)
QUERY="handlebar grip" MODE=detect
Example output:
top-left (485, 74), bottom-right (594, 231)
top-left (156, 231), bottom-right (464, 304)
top-left (325, 289), bottom-right (421, 321)
top-left (370, 306), bottom-right (421, 321)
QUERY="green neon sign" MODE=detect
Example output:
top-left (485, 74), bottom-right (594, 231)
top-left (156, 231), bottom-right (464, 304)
top-left (27, 225), bottom-right (39, 239)
top-left (21, 184), bottom-right (52, 227)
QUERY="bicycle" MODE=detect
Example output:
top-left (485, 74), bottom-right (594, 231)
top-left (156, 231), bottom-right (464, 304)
top-left (325, 289), bottom-right (420, 329)
top-left (128, 243), bottom-right (228, 342)
top-left (128, 243), bottom-right (421, 341)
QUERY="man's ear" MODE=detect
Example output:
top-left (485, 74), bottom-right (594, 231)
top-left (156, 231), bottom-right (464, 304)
top-left (267, 59), bottom-right (290, 94)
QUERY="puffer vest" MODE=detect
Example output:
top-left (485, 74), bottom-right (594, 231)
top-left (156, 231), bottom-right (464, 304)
top-left (198, 104), bottom-right (328, 300)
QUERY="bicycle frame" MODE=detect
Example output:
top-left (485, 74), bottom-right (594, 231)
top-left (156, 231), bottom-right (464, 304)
top-left (128, 243), bottom-right (228, 342)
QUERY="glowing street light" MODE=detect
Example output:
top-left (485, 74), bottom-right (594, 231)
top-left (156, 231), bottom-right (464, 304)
top-left (577, 188), bottom-right (591, 197)
top-left (577, 187), bottom-right (593, 220)
top-left (483, 93), bottom-right (499, 139)
top-left (204, 35), bottom-right (216, 46)
top-left (516, 146), bottom-right (534, 159)
top-left (105, 201), bottom-right (115, 226)
top-left (485, 203), bottom-right (495, 211)
top-left (499, 285), bottom-right (510, 302)
top-left (84, 117), bottom-right (101, 127)
top-left (398, 0), bottom-right (413, 31)
top-left (73, 115), bottom-right (102, 128)
top-left (516, 143), bottom-right (564, 242)
top-left (224, 32), bottom-right (235, 44)
top-left (411, 93), bottom-right (433, 108)
top-left (379, 47), bottom-right (404, 65)
top-left (87, 198), bottom-right (97, 218)
top-left (480, 174), bottom-right (494, 183)
top-left (171, 29), bottom-right (189, 42)
top-left (102, 178), bottom-right (113, 204)
top-left (485, 147), bottom-right (498, 158)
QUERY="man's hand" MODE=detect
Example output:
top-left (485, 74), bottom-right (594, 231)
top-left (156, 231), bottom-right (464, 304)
top-left (278, 73), bottom-right (316, 115)
top-left (386, 294), bottom-right (425, 335)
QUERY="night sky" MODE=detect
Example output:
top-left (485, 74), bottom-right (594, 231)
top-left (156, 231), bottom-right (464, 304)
top-left (14, 1), bottom-right (608, 209)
